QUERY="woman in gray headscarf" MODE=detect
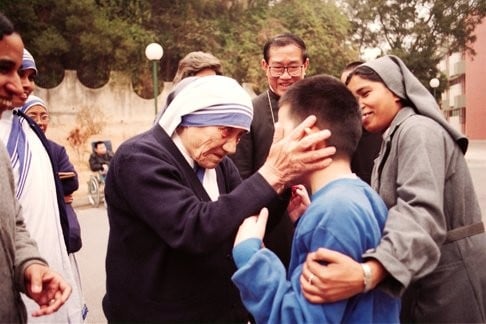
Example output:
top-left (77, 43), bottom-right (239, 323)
top-left (300, 55), bottom-right (486, 323)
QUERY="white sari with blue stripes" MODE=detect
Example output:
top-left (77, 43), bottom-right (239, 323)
top-left (0, 110), bottom-right (84, 323)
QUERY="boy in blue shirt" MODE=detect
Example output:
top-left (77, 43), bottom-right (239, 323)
top-left (232, 74), bottom-right (400, 323)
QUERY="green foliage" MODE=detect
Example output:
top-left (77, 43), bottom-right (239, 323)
top-left (2, 0), bottom-right (355, 93)
top-left (343, 0), bottom-right (486, 91)
top-left (269, 0), bottom-right (358, 78)
top-left (2, 0), bottom-right (485, 97)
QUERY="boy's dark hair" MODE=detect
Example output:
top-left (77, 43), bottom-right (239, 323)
top-left (0, 13), bottom-right (15, 40)
top-left (263, 33), bottom-right (308, 63)
top-left (280, 74), bottom-right (362, 160)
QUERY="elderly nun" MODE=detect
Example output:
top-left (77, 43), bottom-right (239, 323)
top-left (103, 75), bottom-right (335, 322)
top-left (21, 95), bottom-right (82, 254)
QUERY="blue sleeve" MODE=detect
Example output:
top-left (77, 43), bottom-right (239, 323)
top-left (232, 227), bottom-right (350, 324)
top-left (233, 238), bottom-right (262, 268)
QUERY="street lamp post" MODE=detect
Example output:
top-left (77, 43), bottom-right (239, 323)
top-left (429, 77), bottom-right (440, 99)
top-left (145, 43), bottom-right (164, 117)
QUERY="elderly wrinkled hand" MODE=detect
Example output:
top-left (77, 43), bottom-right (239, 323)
top-left (24, 263), bottom-right (72, 317)
top-left (259, 115), bottom-right (336, 193)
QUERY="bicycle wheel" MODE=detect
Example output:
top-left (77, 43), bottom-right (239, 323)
top-left (87, 176), bottom-right (100, 207)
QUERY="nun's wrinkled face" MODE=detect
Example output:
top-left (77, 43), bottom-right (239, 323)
top-left (25, 104), bottom-right (48, 133)
top-left (178, 125), bottom-right (246, 169)
top-left (0, 33), bottom-right (23, 114)
top-left (347, 74), bottom-right (401, 133)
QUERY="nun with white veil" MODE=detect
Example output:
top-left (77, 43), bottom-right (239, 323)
top-left (0, 50), bottom-right (86, 323)
top-left (102, 75), bottom-right (335, 322)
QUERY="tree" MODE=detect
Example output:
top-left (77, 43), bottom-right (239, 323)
top-left (2, 0), bottom-right (154, 88)
top-left (2, 0), bottom-right (357, 93)
top-left (342, 0), bottom-right (486, 91)
top-left (268, 0), bottom-right (358, 78)
top-left (215, 0), bottom-right (358, 92)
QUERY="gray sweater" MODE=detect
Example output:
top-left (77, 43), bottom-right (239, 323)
top-left (0, 144), bottom-right (47, 323)
top-left (367, 107), bottom-right (486, 322)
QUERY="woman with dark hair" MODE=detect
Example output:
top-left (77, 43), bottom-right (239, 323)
top-left (1, 15), bottom-right (85, 324)
top-left (0, 12), bottom-right (71, 323)
top-left (301, 55), bottom-right (486, 323)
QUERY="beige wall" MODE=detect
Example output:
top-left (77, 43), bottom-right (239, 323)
top-left (34, 70), bottom-right (255, 206)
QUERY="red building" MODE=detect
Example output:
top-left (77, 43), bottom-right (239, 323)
top-left (440, 20), bottom-right (486, 139)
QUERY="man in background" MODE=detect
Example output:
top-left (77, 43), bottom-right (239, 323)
top-left (89, 140), bottom-right (114, 179)
top-left (231, 33), bottom-right (309, 268)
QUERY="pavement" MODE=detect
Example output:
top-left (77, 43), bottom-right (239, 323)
top-left (465, 139), bottom-right (486, 164)
top-left (75, 206), bottom-right (109, 323)
top-left (465, 140), bottom-right (486, 215)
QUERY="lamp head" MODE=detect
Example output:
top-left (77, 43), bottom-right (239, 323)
top-left (429, 78), bottom-right (440, 88)
top-left (145, 43), bottom-right (164, 61)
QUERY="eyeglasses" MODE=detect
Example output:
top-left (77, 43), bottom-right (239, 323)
top-left (268, 65), bottom-right (303, 77)
top-left (26, 112), bottom-right (49, 123)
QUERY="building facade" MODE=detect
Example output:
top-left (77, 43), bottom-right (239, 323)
top-left (440, 20), bottom-right (486, 139)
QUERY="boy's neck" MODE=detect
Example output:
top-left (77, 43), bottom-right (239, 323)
top-left (308, 159), bottom-right (355, 194)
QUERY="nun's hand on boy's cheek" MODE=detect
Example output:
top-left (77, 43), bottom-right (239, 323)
top-left (260, 116), bottom-right (335, 194)
top-left (234, 208), bottom-right (269, 247)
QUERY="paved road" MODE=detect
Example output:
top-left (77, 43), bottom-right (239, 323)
top-left (74, 140), bottom-right (486, 323)
top-left (466, 140), bottom-right (486, 215)
top-left (75, 206), bottom-right (109, 323)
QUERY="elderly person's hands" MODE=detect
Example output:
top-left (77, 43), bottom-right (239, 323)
top-left (259, 115), bottom-right (335, 193)
top-left (23, 263), bottom-right (72, 317)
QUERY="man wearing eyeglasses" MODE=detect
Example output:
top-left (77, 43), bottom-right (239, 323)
top-left (231, 33), bottom-right (309, 268)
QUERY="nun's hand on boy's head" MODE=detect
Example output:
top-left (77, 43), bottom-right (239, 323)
top-left (234, 208), bottom-right (269, 247)
top-left (288, 184), bottom-right (310, 223)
